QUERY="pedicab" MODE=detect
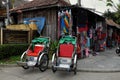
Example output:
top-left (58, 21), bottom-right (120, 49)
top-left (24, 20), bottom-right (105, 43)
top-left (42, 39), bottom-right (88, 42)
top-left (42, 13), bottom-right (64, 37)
top-left (51, 35), bottom-right (77, 74)
top-left (17, 37), bottom-right (50, 72)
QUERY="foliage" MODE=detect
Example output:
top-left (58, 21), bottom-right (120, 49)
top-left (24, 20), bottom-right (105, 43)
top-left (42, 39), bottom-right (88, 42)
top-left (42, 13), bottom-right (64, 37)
top-left (0, 41), bottom-right (59, 61)
top-left (0, 44), bottom-right (28, 60)
top-left (0, 55), bottom-right (20, 64)
top-left (106, 0), bottom-right (113, 6)
top-left (49, 41), bottom-right (58, 59)
top-left (11, 0), bottom-right (15, 8)
top-left (103, 4), bottom-right (120, 24)
top-left (99, 0), bottom-right (118, 11)
top-left (101, 0), bottom-right (120, 24)
top-left (49, 41), bottom-right (58, 52)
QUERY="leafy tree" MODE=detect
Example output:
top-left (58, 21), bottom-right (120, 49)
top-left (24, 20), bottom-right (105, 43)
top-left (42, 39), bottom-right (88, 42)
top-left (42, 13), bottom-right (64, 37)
top-left (113, 4), bottom-right (120, 24)
top-left (100, 0), bottom-right (120, 24)
top-left (11, 0), bottom-right (15, 8)
top-left (99, 0), bottom-right (119, 11)
top-left (103, 4), bottom-right (120, 24)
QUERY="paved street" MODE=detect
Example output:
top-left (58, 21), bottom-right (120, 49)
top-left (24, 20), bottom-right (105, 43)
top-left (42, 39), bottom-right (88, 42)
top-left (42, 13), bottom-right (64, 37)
top-left (77, 48), bottom-right (120, 72)
top-left (1, 67), bottom-right (120, 80)
top-left (0, 48), bottom-right (120, 80)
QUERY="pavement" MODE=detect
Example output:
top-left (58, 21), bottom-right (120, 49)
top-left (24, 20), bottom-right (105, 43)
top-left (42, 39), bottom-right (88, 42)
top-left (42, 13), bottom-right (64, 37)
top-left (1, 48), bottom-right (120, 72)
top-left (77, 48), bottom-right (120, 72)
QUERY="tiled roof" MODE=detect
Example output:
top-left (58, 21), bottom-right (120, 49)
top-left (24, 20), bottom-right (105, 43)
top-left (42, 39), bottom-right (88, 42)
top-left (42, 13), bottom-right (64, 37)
top-left (12, 0), bottom-right (71, 11)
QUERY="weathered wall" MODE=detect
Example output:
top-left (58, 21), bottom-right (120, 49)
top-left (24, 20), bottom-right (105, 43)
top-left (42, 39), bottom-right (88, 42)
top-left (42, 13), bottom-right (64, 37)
top-left (17, 7), bottom-right (57, 40)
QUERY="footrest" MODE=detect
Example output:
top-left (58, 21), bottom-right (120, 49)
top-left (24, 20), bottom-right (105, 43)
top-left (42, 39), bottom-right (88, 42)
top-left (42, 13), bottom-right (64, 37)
top-left (27, 61), bottom-right (36, 66)
top-left (59, 64), bottom-right (70, 69)
top-left (54, 63), bottom-right (70, 70)
top-left (16, 61), bottom-right (27, 66)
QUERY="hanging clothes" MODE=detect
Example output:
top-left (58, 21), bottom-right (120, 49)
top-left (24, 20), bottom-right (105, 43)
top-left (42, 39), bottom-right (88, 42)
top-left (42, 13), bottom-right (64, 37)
top-left (58, 11), bottom-right (61, 39)
top-left (59, 9), bottom-right (72, 36)
top-left (85, 47), bottom-right (89, 57)
top-left (77, 10), bottom-right (88, 33)
top-left (77, 24), bottom-right (88, 32)
top-left (89, 29), bottom-right (93, 39)
top-left (87, 37), bottom-right (90, 48)
top-left (61, 16), bottom-right (68, 33)
top-left (77, 34), bottom-right (81, 58)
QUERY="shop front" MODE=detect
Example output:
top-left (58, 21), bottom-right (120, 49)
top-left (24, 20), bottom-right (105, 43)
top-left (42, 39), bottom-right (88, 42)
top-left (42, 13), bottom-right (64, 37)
top-left (57, 6), bottom-right (107, 58)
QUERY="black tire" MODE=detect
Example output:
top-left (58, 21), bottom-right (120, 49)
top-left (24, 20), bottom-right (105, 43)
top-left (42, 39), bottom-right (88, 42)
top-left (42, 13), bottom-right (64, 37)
top-left (39, 54), bottom-right (49, 72)
top-left (118, 54), bottom-right (120, 56)
top-left (116, 49), bottom-right (120, 54)
top-left (74, 54), bottom-right (77, 75)
top-left (22, 65), bottom-right (29, 69)
top-left (52, 53), bottom-right (57, 73)
top-left (52, 66), bottom-right (57, 73)
top-left (74, 67), bottom-right (77, 75)
top-left (53, 53), bottom-right (58, 65)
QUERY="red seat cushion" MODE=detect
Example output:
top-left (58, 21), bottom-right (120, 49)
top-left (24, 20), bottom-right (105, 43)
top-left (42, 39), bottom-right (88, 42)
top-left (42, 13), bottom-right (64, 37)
top-left (59, 44), bottom-right (74, 58)
top-left (27, 45), bottom-right (44, 57)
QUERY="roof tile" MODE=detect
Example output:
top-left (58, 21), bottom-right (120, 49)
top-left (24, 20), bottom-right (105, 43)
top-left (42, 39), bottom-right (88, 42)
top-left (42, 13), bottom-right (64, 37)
top-left (13, 0), bottom-right (70, 11)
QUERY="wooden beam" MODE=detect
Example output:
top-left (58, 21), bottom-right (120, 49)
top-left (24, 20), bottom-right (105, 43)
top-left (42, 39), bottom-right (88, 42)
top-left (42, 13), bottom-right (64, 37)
top-left (1, 28), bottom-right (3, 45)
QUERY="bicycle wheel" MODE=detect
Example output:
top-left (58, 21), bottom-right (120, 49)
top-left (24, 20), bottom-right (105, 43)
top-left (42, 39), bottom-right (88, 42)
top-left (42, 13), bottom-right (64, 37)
top-left (39, 54), bottom-right (49, 72)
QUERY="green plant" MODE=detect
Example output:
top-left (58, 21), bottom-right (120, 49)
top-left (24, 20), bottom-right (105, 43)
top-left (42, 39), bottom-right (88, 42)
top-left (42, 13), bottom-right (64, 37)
top-left (49, 41), bottom-right (58, 59)
top-left (50, 41), bottom-right (58, 51)
top-left (0, 55), bottom-right (20, 64)
top-left (0, 44), bottom-right (28, 60)
top-left (0, 41), bottom-right (59, 63)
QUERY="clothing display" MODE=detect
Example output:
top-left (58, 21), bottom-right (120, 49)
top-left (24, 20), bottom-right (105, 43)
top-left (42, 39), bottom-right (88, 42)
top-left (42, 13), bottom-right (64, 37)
top-left (77, 34), bottom-right (81, 58)
top-left (77, 24), bottom-right (88, 32)
top-left (58, 11), bottom-right (61, 39)
top-left (77, 10), bottom-right (88, 33)
top-left (58, 9), bottom-right (72, 37)
top-left (57, 8), bottom-right (108, 59)
top-left (87, 37), bottom-right (90, 48)
top-left (85, 48), bottom-right (89, 57)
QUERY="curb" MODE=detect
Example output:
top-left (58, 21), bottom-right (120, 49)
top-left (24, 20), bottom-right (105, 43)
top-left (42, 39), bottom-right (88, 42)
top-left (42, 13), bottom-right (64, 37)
top-left (77, 68), bottom-right (120, 73)
top-left (0, 64), bottom-right (18, 68)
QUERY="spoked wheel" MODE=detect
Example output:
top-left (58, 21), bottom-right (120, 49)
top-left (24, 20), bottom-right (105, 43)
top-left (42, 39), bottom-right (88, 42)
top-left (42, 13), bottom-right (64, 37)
top-left (73, 54), bottom-right (77, 75)
top-left (21, 54), bottom-right (29, 69)
top-left (116, 49), bottom-right (120, 54)
top-left (39, 54), bottom-right (49, 72)
top-left (52, 53), bottom-right (57, 73)
top-left (52, 66), bottom-right (57, 73)
top-left (22, 65), bottom-right (29, 69)
top-left (74, 63), bottom-right (77, 75)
